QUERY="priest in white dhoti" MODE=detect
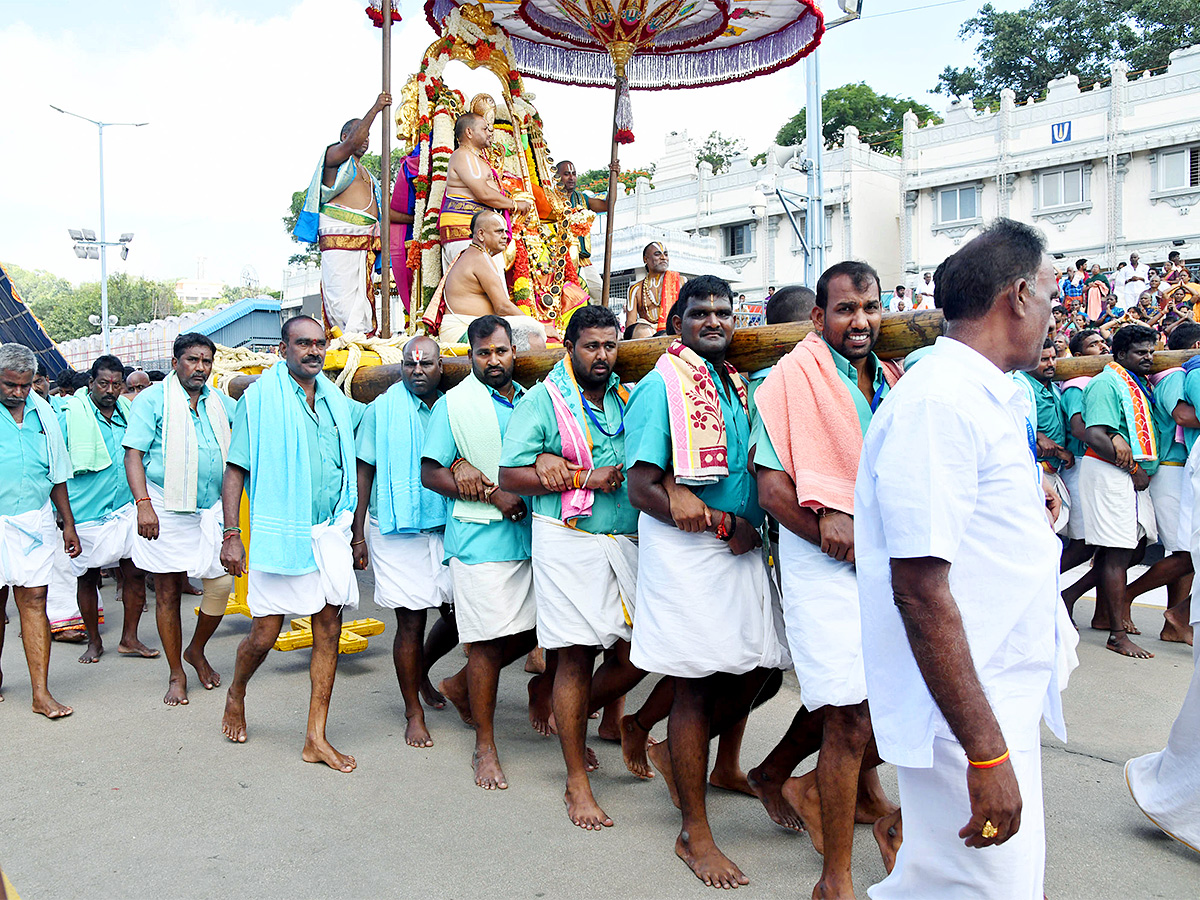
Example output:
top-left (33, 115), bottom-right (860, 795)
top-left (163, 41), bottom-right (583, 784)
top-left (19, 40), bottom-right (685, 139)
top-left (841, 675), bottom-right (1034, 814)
top-left (754, 261), bottom-right (902, 898)
top-left (352, 335), bottom-right (455, 751)
top-left (292, 94), bottom-right (391, 336)
top-left (59, 354), bottom-right (157, 664)
top-left (0, 342), bottom-right (80, 718)
top-left (624, 276), bottom-right (789, 889)
top-left (856, 220), bottom-right (1078, 900)
top-left (499, 304), bottom-right (647, 831)
top-left (218, 315), bottom-right (359, 773)
top-left (124, 333), bottom-right (234, 707)
top-left (421, 315), bottom-right (537, 793)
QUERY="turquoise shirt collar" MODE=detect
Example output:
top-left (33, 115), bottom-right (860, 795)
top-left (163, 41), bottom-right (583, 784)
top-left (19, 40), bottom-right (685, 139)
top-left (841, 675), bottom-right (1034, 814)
top-left (821, 336), bottom-right (884, 391)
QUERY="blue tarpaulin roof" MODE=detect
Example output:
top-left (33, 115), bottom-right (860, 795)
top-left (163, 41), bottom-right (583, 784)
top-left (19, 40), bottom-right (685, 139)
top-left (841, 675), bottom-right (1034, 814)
top-left (192, 295), bottom-right (280, 337)
top-left (0, 262), bottom-right (69, 377)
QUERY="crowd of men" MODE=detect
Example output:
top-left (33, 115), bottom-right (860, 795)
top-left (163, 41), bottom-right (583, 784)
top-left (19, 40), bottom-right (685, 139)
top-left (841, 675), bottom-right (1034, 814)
top-left (2, 217), bottom-right (1198, 899)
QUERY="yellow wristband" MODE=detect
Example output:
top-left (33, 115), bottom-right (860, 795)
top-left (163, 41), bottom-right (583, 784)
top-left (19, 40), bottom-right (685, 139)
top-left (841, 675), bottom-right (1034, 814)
top-left (967, 749), bottom-right (1010, 769)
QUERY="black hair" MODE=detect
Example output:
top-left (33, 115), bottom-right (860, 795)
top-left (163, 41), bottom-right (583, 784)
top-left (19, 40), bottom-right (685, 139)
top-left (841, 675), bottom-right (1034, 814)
top-left (765, 285), bottom-right (816, 324)
top-left (1111, 324), bottom-right (1157, 358)
top-left (340, 118), bottom-right (359, 140)
top-left (664, 299), bottom-right (683, 335)
top-left (149, 371), bottom-right (167, 382)
top-left (622, 323), bottom-right (649, 340)
top-left (642, 242), bottom-right (665, 260)
top-left (281, 315), bottom-right (322, 342)
top-left (894, 285), bottom-right (905, 293)
top-left (454, 112), bottom-right (482, 146)
top-left (1168, 321), bottom-right (1200, 351)
top-left (1068, 329), bottom-right (1100, 356)
top-left (90, 354), bottom-right (125, 380)
top-left (467, 314), bottom-right (512, 349)
top-left (564, 304), bottom-right (619, 345)
top-left (555, 160), bottom-right (573, 172)
top-left (1075, 258), bottom-right (1088, 271)
top-left (172, 332), bottom-right (216, 361)
top-left (936, 218), bottom-right (1047, 321)
top-left (71, 370), bottom-right (92, 390)
top-left (35, 361), bottom-right (48, 378)
top-left (122, 365), bottom-right (134, 378)
top-left (56, 368), bottom-right (76, 389)
top-left (675, 275), bottom-right (733, 319)
top-left (1042, 337), bottom-right (1055, 351)
top-left (815, 261), bottom-right (880, 310)
top-left (1052, 305), bottom-right (1068, 315)
top-left (1169, 250), bottom-right (1182, 263)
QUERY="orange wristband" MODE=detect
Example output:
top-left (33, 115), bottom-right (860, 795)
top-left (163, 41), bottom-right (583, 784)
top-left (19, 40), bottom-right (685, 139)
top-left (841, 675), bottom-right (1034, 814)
top-left (967, 749), bottom-right (1010, 769)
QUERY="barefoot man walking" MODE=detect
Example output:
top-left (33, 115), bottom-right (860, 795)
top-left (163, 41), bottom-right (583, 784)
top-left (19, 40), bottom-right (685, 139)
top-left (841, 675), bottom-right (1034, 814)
top-left (219, 316), bottom-right (361, 772)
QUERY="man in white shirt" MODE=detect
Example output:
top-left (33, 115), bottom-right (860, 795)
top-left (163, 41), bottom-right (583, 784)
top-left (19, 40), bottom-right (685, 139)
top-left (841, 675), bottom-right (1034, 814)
top-left (914, 272), bottom-right (935, 309)
top-left (1119, 252), bottom-right (1149, 307)
top-left (855, 218), bottom-right (1078, 899)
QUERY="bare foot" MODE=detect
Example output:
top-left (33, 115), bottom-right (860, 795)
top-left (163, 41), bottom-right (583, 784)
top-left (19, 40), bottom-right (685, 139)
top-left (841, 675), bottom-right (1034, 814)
top-left (163, 674), bottom-right (189, 706)
top-left (586, 746), bottom-right (600, 773)
top-left (1161, 609), bottom-right (1194, 645)
top-left (747, 766), bottom-right (803, 831)
top-left (472, 746), bottom-right (508, 789)
top-left (1107, 632), bottom-right (1153, 659)
top-left (439, 676), bottom-right (474, 727)
top-left (709, 766), bottom-right (755, 796)
top-left (78, 639), bottom-right (103, 664)
top-left (183, 646), bottom-right (220, 689)
top-left (420, 676), bottom-right (447, 709)
top-left (1091, 610), bottom-right (1111, 630)
top-left (524, 646), bottom-right (546, 674)
top-left (1122, 617), bottom-right (1141, 636)
top-left (813, 873), bottom-right (858, 899)
top-left (221, 691), bottom-right (247, 743)
top-left (855, 769), bottom-right (899, 823)
top-left (782, 771), bottom-right (824, 854)
top-left (527, 674), bottom-right (557, 736)
top-left (620, 714), bottom-right (655, 779)
top-left (31, 691), bottom-right (73, 719)
top-left (648, 741), bottom-right (681, 809)
top-left (565, 780), bottom-right (613, 830)
top-left (405, 713), bottom-right (434, 748)
top-left (873, 809), bottom-right (903, 874)
top-left (597, 697), bottom-right (624, 742)
top-left (302, 736), bottom-right (357, 772)
top-left (676, 831), bottom-right (749, 889)
top-left (52, 629), bottom-right (88, 644)
top-left (117, 639), bottom-right (160, 659)
top-left (181, 579), bottom-right (202, 596)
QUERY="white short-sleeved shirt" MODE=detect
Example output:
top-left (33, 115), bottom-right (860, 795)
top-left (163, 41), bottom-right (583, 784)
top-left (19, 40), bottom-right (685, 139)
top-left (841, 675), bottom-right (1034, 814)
top-left (854, 337), bottom-right (1076, 768)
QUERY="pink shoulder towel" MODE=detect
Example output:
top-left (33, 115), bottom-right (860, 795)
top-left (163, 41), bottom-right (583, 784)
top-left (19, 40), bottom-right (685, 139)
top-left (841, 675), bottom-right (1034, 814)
top-left (755, 333), bottom-right (899, 515)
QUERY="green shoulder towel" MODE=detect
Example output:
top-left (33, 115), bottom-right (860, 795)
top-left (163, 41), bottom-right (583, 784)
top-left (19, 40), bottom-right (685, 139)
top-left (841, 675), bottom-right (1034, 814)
top-left (445, 373), bottom-right (504, 524)
top-left (64, 394), bottom-right (131, 475)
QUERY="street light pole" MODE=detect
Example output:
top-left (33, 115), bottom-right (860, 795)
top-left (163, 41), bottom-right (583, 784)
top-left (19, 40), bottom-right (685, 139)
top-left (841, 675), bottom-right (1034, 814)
top-left (51, 105), bottom-right (147, 354)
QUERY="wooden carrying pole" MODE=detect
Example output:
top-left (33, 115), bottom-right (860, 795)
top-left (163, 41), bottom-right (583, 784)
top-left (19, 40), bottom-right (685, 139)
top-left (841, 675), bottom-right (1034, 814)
top-left (378, 0), bottom-right (393, 337)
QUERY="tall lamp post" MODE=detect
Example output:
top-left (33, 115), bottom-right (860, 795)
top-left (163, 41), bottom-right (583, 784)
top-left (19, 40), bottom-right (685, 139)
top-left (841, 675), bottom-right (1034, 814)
top-left (51, 105), bottom-right (147, 354)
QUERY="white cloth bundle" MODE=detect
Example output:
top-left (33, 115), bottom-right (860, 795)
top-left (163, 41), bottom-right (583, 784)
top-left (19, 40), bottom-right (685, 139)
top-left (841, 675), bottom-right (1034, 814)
top-left (246, 510), bottom-right (358, 618)
top-left (0, 503), bottom-right (56, 589)
top-left (68, 504), bottom-right (136, 577)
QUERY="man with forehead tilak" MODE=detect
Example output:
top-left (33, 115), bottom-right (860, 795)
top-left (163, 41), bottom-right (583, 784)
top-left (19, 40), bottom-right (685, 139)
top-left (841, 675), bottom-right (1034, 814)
top-left (353, 335), bottom-right (458, 749)
top-left (499, 304), bottom-right (649, 829)
top-left (626, 242), bottom-right (686, 335)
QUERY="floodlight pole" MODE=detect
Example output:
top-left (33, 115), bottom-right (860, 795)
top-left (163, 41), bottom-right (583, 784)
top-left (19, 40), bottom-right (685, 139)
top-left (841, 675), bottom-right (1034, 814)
top-left (51, 105), bottom-right (147, 353)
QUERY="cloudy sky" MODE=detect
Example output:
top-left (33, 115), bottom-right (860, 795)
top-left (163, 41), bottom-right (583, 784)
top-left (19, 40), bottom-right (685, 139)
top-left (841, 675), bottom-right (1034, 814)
top-left (1, 0), bottom-right (1022, 290)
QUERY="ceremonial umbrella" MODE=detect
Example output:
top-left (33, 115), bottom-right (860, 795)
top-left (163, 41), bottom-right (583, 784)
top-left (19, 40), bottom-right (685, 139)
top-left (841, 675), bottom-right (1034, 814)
top-left (423, 0), bottom-right (825, 303)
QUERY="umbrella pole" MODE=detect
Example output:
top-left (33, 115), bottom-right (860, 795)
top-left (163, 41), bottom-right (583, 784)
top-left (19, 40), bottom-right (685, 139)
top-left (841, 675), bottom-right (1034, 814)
top-left (599, 76), bottom-right (622, 310)
top-left (379, 0), bottom-right (393, 337)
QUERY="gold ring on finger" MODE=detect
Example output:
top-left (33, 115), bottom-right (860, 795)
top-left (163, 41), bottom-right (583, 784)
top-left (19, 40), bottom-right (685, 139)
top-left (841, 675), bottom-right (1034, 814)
top-left (981, 820), bottom-right (998, 839)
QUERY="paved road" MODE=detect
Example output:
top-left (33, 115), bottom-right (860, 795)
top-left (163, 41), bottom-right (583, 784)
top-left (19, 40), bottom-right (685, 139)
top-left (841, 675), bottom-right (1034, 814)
top-left (1, 579), bottom-right (1196, 899)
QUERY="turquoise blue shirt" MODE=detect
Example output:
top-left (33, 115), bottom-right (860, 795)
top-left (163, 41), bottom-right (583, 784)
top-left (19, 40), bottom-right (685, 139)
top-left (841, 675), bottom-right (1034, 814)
top-left (1018, 371), bottom-right (1067, 468)
top-left (1060, 384), bottom-right (1088, 458)
top-left (1182, 368), bottom-right (1200, 452)
top-left (746, 365), bottom-right (773, 430)
top-left (122, 382), bottom-right (235, 510)
top-left (227, 374), bottom-right (349, 526)
top-left (59, 396), bottom-right (134, 524)
top-left (499, 375), bottom-right (637, 535)
top-left (0, 396), bottom-right (56, 516)
top-left (1154, 370), bottom-right (1189, 464)
top-left (624, 361), bottom-right (763, 526)
top-left (421, 383), bottom-right (532, 565)
top-left (356, 390), bottom-right (440, 521)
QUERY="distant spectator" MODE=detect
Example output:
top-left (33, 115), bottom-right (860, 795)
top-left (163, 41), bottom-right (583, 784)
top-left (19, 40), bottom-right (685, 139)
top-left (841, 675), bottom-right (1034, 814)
top-left (1053, 332), bottom-right (1070, 357)
top-left (1060, 264), bottom-right (1084, 309)
top-left (765, 285), bottom-right (816, 325)
top-left (914, 271), bottom-right (935, 309)
top-left (892, 285), bottom-right (908, 310)
top-left (33, 362), bottom-right (50, 399)
top-left (56, 368), bottom-right (79, 396)
top-left (124, 369), bottom-right (151, 397)
top-left (1164, 250), bottom-right (1185, 283)
top-left (148, 370), bottom-right (166, 382)
top-left (738, 293), bottom-right (747, 303)
top-left (1083, 263), bottom-right (1112, 321)
top-left (764, 286), bottom-right (775, 304)
top-left (1117, 252), bottom-right (1149, 306)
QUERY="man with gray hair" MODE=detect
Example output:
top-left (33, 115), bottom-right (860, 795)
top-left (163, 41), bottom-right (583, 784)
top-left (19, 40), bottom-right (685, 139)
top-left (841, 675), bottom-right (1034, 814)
top-left (0, 343), bottom-right (81, 717)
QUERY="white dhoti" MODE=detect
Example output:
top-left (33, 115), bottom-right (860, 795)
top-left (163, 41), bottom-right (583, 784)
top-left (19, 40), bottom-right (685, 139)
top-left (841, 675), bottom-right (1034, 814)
top-left (1060, 461), bottom-right (1086, 541)
top-left (439, 311), bottom-right (547, 351)
top-left (319, 212), bottom-right (377, 335)
top-left (47, 531), bottom-right (100, 633)
top-left (579, 263), bottom-right (603, 302)
top-left (188, 502), bottom-right (226, 580)
top-left (0, 503), bottom-right (56, 589)
top-left (1078, 455), bottom-right (1156, 549)
top-left (367, 521), bottom-right (451, 610)
top-left (247, 511), bottom-right (358, 618)
top-left (1149, 463), bottom-right (1186, 554)
top-left (1126, 634), bottom-right (1200, 854)
top-left (778, 527), bottom-right (867, 710)
top-left (448, 557), bottom-right (537, 643)
top-left (441, 240), bottom-right (470, 272)
top-left (69, 505), bottom-right (136, 577)
top-left (531, 515), bottom-right (637, 650)
top-left (131, 482), bottom-right (210, 575)
top-left (869, 735), bottom-right (1045, 899)
top-left (631, 512), bottom-right (790, 678)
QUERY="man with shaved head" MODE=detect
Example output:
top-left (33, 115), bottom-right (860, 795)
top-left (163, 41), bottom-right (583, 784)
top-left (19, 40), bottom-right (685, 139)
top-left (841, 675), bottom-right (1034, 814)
top-left (352, 335), bottom-right (458, 749)
top-left (626, 242), bottom-right (686, 334)
top-left (124, 370), bottom-right (150, 398)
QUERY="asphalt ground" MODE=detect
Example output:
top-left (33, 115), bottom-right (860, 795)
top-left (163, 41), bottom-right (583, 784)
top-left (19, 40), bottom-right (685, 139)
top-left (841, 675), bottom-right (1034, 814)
top-left (1, 572), bottom-right (1196, 900)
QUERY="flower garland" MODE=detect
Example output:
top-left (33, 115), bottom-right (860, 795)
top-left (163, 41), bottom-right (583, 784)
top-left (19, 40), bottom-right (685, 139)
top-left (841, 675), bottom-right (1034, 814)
top-left (364, 0), bottom-right (401, 27)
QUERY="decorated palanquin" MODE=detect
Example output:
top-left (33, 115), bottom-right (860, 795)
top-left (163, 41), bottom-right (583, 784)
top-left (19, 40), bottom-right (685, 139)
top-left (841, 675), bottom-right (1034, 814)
top-left (397, 3), bottom-right (594, 345)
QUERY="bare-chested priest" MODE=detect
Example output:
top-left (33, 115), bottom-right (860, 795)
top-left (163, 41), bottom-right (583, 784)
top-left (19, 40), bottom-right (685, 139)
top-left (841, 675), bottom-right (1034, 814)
top-left (626, 242), bottom-right (686, 335)
top-left (440, 210), bottom-right (547, 350)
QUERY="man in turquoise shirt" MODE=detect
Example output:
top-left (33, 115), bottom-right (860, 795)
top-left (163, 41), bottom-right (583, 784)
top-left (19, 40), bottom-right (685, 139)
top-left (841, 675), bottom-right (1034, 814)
top-left (0, 342), bottom-right (80, 719)
top-left (751, 261), bottom-right (898, 899)
top-left (422, 315), bottom-right (536, 793)
top-left (1019, 339), bottom-right (1074, 471)
top-left (499, 304), bottom-right (649, 831)
top-left (624, 276), bottom-right (787, 889)
top-left (123, 332), bottom-right (235, 707)
top-left (220, 315), bottom-right (360, 773)
top-left (59, 354), bottom-right (157, 665)
top-left (352, 335), bottom-right (457, 751)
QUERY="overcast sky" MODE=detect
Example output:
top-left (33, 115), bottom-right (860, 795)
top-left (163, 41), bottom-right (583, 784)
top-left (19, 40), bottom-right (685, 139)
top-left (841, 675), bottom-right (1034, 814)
top-left (1, 0), bottom-right (1023, 290)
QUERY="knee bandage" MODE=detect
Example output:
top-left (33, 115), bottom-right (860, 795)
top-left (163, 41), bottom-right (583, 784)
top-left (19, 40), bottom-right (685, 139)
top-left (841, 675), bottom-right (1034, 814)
top-left (199, 575), bottom-right (233, 616)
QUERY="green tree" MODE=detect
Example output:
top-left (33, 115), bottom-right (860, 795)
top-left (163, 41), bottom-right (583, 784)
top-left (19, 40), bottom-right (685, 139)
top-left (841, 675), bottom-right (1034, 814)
top-left (697, 131), bottom-right (746, 175)
top-left (577, 165), bottom-right (656, 195)
top-left (775, 83), bottom-right (942, 154)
